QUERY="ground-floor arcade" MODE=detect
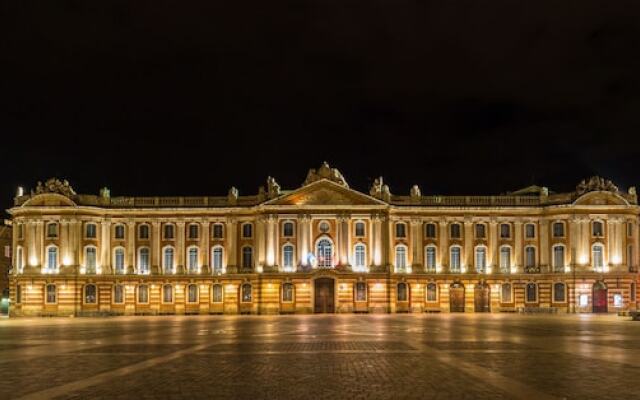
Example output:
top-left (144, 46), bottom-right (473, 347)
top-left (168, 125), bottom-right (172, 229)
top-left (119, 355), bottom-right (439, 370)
top-left (9, 271), bottom-right (638, 316)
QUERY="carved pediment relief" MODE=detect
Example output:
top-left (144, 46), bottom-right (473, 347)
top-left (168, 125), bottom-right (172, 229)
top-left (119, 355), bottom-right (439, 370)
top-left (266, 180), bottom-right (386, 206)
top-left (573, 191), bottom-right (629, 206)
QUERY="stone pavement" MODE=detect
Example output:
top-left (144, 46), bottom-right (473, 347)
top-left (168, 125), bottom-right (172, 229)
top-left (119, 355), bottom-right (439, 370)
top-left (0, 314), bottom-right (639, 399)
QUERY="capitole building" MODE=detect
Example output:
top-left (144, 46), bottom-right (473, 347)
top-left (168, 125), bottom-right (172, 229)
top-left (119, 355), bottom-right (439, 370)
top-left (6, 163), bottom-right (640, 316)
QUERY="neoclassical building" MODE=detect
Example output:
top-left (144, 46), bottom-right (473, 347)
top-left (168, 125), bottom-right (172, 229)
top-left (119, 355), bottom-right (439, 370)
top-left (7, 163), bottom-right (639, 316)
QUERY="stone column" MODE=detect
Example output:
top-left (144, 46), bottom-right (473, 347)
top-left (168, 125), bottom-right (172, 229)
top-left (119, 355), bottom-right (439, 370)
top-left (60, 219), bottom-right (69, 267)
top-left (36, 220), bottom-right (44, 269)
top-left (226, 218), bottom-right (237, 269)
top-left (127, 220), bottom-right (136, 272)
top-left (581, 218), bottom-right (590, 268)
top-left (298, 214), bottom-right (308, 267)
top-left (176, 221), bottom-right (186, 270)
top-left (72, 219), bottom-right (82, 269)
top-left (372, 214), bottom-right (383, 267)
top-left (256, 217), bottom-right (266, 269)
top-left (386, 217), bottom-right (394, 269)
top-left (100, 220), bottom-right (111, 274)
top-left (569, 217), bottom-right (579, 267)
top-left (411, 219), bottom-right (422, 271)
top-left (152, 221), bottom-right (161, 270)
top-left (265, 214), bottom-right (276, 267)
top-left (439, 220), bottom-right (448, 273)
top-left (339, 215), bottom-right (350, 266)
top-left (514, 221), bottom-right (523, 272)
top-left (201, 220), bottom-right (209, 272)
top-left (489, 220), bottom-right (498, 272)
top-left (464, 220), bottom-right (473, 271)
top-left (539, 219), bottom-right (549, 272)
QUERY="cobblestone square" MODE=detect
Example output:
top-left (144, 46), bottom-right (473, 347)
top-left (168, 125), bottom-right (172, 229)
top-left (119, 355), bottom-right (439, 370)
top-left (1, 314), bottom-right (639, 399)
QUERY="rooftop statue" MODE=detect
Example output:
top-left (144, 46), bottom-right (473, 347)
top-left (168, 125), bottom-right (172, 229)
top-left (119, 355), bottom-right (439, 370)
top-left (576, 176), bottom-right (619, 195)
top-left (267, 176), bottom-right (281, 199)
top-left (32, 178), bottom-right (76, 197)
top-left (303, 162), bottom-right (349, 187)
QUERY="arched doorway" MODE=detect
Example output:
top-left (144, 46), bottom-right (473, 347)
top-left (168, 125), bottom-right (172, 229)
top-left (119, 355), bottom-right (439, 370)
top-left (474, 282), bottom-right (490, 313)
top-left (449, 282), bottom-right (465, 312)
top-left (314, 278), bottom-right (335, 313)
top-left (593, 281), bottom-right (608, 313)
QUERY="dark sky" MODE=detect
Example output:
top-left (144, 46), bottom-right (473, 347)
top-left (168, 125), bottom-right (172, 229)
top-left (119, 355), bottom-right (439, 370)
top-left (2, 1), bottom-right (640, 216)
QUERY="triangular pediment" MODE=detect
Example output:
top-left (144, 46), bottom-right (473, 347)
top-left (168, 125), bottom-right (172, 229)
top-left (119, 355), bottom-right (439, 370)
top-left (265, 179), bottom-right (387, 206)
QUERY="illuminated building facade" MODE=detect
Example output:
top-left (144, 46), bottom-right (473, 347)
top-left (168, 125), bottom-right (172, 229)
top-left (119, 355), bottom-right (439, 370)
top-left (7, 163), bottom-right (639, 316)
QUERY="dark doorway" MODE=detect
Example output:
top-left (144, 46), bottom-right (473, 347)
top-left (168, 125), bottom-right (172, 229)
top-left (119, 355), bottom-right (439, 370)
top-left (474, 282), bottom-right (491, 313)
top-left (593, 282), bottom-right (608, 313)
top-left (450, 282), bottom-right (465, 312)
top-left (314, 278), bottom-right (335, 313)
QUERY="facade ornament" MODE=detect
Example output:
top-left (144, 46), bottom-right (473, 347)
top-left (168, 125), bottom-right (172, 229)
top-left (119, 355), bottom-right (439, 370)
top-left (303, 162), bottom-right (349, 187)
top-left (266, 176), bottom-right (281, 199)
top-left (99, 187), bottom-right (110, 198)
top-left (370, 176), bottom-right (383, 198)
top-left (629, 187), bottom-right (636, 196)
top-left (32, 178), bottom-right (76, 197)
top-left (410, 185), bottom-right (421, 200)
top-left (576, 176), bottom-right (619, 195)
top-left (228, 187), bottom-right (239, 205)
top-left (257, 186), bottom-right (266, 202)
top-left (381, 184), bottom-right (391, 202)
top-left (541, 186), bottom-right (549, 197)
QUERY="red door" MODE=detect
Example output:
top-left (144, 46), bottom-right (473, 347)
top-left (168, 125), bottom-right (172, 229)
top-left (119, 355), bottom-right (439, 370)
top-left (593, 285), bottom-right (608, 313)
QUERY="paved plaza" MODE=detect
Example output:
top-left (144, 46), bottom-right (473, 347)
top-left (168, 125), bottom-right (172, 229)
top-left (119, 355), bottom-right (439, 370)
top-left (0, 314), bottom-right (639, 399)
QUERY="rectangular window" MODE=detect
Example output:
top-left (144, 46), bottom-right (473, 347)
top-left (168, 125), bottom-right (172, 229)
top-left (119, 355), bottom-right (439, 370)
top-left (114, 225), bottom-right (125, 239)
top-left (450, 247), bottom-right (461, 272)
top-left (526, 284), bottom-right (537, 302)
top-left (475, 224), bottom-right (486, 239)
top-left (500, 224), bottom-right (511, 239)
top-left (139, 225), bottom-right (149, 239)
top-left (553, 222), bottom-right (565, 238)
top-left (614, 293), bottom-right (623, 308)
top-left (450, 224), bottom-right (461, 239)
top-left (242, 223), bottom-right (253, 238)
top-left (282, 283), bottom-right (294, 302)
top-left (212, 285), bottom-right (223, 303)
top-left (283, 223), bottom-right (294, 237)
top-left (46, 285), bottom-right (56, 304)
top-left (188, 285), bottom-right (198, 303)
top-left (86, 224), bottom-right (97, 239)
top-left (138, 286), bottom-right (149, 303)
top-left (47, 223), bottom-right (58, 238)
top-left (164, 224), bottom-right (175, 239)
top-left (525, 224), bottom-right (535, 239)
top-left (355, 282), bottom-right (367, 302)
top-left (553, 283), bottom-right (566, 303)
top-left (425, 223), bottom-right (436, 239)
top-left (188, 224), bottom-right (199, 239)
top-left (355, 222), bottom-right (365, 237)
top-left (425, 247), bottom-right (436, 271)
top-left (396, 223), bottom-right (406, 238)
top-left (113, 285), bottom-right (124, 304)
top-left (593, 222), bottom-right (604, 237)
top-left (426, 284), bottom-right (437, 302)
top-left (86, 247), bottom-right (97, 273)
top-left (501, 284), bottom-right (512, 303)
top-left (553, 246), bottom-right (565, 272)
top-left (212, 224), bottom-right (224, 239)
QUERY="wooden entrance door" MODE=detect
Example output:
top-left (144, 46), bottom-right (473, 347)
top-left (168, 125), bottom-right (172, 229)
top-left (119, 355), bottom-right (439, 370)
top-left (593, 283), bottom-right (608, 313)
top-left (314, 278), bottom-right (335, 313)
top-left (474, 284), bottom-right (490, 313)
top-left (450, 284), bottom-right (465, 312)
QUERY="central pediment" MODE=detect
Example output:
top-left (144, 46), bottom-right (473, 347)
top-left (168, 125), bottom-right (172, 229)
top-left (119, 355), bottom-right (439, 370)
top-left (265, 179), bottom-right (387, 206)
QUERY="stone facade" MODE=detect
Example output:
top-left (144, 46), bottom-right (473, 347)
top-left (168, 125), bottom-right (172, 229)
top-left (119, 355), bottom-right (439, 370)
top-left (7, 164), bottom-right (640, 316)
top-left (0, 224), bottom-right (11, 298)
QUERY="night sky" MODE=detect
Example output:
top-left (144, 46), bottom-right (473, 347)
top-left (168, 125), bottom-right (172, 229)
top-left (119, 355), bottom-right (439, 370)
top-left (2, 1), bottom-right (640, 216)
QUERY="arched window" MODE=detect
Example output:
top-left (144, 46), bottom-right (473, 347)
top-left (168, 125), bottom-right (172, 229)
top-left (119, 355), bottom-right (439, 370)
top-left (45, 284), bottom-right (56, 304)
top-left (395, 245), bottom-right (407, 272)
top-left (138, 247), bottom-right (150, 274)
top-left (84, 284), bottom-right (97, 304)
top-left (138, 224), bottom-right (150, 239)
top-left (450, 246), bottom-right (461, 272)
top-left (395, 222), bottom-right (407, 238)
top-left (475, 246), bottom-right (487, 273)
top-left (525, 223), bottom-right (536, 239)
top-left (500, 223), bottom-right (511, 239)
top-left (500, 246), bottom-right (511, 272)
top-left (397, 282), bottom-right (408, 302)
top-left (592, 221), bottom-right (604, 237)
top-left (553, 245), bottom-right (565, 272)
top-left (113, 284), bottom-right (124, 304)
top-left (242, 223), bottom-right (253, 238)
top-left (85, 246), bottom-right (97, 274)
top-left (282, 244), bottom-right (295, 271)
top-left (85, 223), bottom-right (97, 239)
top-left (425, 245), bottom-right (437, 272)
top-left (212, 284), bottom-right (223, 303)
top-left (355, 282), bottom-right (367, 302)
top-left (163, 224), bottom-right (175, 240)
top-left (47, 222), bottom-right (58, 238)
top-left (354, 243), bottom-right (366, 271)
top-left (114, 248), bottom-right (125, 274)
top-left (526, 283), bottom-right (537, 303)
top-left (501, 283), bottom-right (512, 303)
top-left (316, 239), bottom-right (333, 268)
top-left (212, 223), bottom-right (224, 239)
top-left (355, 221), bottom-right (365, 237)
top-left (15, 246), bottom-right (23, 272)
top-left (282, 283), bottom-right (294, 302)
top-left (163, 247), bottom-right (175, 274)
top-left (283, 222), bottom-right (294, 237)
top-left (162, 284), bottom-right (173, 303)
top-left (525, 246), bottom-right (536, 269)
top-left (593, 244), bottom-right (604, 271)
top-left (450, 223), bottom-right (461, 239)
top-left (425, 223), bottom-right (436, 239)
top-left (426, 282), bottom-right (437, 302)
top-left (553, 222), bottom-right (565, 238)
top-left (138, 285), bottom-right (149, 303)
top-left (242, 246), bottom-right (253, 269)
top-left (187, 284), bottom-right (198, 303)
top-left (188, 224), bottom-right (199, 239)
top-left (553, 282), bottom-right (566, 303)
top-left (114, 224), bottom-right (125, 239)
top-left (188, 247), bottom-right (199, 274)
top-left (241, 283), bottom-right (252, 302)
top-left (212, 246), bottom-right (224, 273)
top-left (46, 246), bottom-right (58, 271)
